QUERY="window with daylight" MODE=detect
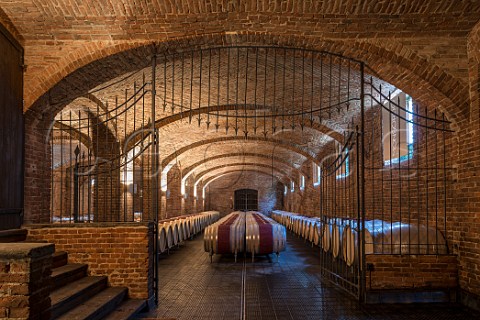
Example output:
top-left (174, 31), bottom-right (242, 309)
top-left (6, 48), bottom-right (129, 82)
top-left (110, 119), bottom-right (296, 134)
top-left (300, 175), bottom-right (305, 190)
top-left (336, 142), bottom-right (350, 179)
top-left (291, 181), bottom-right (295, 192)
top-left (284, 185), bottom-right (288, 195)
top-left (383, 93), bottom-right (414, 166)
top-left (313, 163), bottom-right (321, 186)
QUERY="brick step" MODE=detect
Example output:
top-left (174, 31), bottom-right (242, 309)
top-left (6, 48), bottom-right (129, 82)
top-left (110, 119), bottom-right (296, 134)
top-left (55, 287), bottom-right (128, 320)
top-left (50, 276), bottom-right (108, 319)
top-left (0, 229), bottom-right (27, 242)
top-left (52, 263), bottom-right (88, 290)
top-left (52, 251), bottom-right (68, 269)
top-left (102, 299), bottom-right (147, 320)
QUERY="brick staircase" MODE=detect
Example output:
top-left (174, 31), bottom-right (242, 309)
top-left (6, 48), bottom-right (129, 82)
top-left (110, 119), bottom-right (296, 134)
top-left (0, 229), bottom-right (147, 320)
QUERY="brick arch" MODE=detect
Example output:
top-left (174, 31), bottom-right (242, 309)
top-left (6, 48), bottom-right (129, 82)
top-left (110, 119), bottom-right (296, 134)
top-left (26, 33), bottom-right (466, 126)
top-left (123, 104), bottom-right (343, 150)
top-left (202, 169), bottom-right (287, 194)
top-left (25, 41), bottom-right (152, 111)
top-left (25, 43), bottom-right (154, 128)
top-left (182, 152), bottom-right (304, 179)
top-left (24, 33), bottom-right (465, 222)
top-left (83, 94), bottom-right (109, 115)
top-left (161, 136), bottom-right (318, 171)
top-left (78, 95), bottom-right (118, 137)
top-left (47, 94), bottom-right (118, 160)
top-left (51, 122), bottom-right (92, 150)
top-left (193, 163), bottom-right (292, 185)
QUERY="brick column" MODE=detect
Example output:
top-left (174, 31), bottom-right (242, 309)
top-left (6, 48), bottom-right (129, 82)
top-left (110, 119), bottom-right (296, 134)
top-left (91, 112), bottom-right (121, 222)
top-left (0, 243), bottom-right (54, 319)
top-left (194, 181), bottom-right (203, 212)
top-left (166, 165), bottom-right (182, 217)
top-left (183, 176), bottom-right (195, 214)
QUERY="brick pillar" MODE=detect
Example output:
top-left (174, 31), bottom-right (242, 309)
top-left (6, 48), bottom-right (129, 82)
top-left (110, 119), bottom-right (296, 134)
top-left (51, 168), bottom-right (71, 219)
top-left (275, 182), bottom-right (285, 211)
top-left (160, 191), bottom-right (167, 220)
top-left (141, 167), bottom-right (152, 221)
top-left (166, 165), bottom-right (182, 217)
top-left (140, 162), bottom-right (161, 222)
top-left (195, 181), bottom-right (204, 212)
top-left (91, 113), bottom-right (121, 222)
top-left (0, 243), bottom-right (54, 319)
top-left (131, 165), bottom-right (143, 220)
top-left (184, 176), bottom-right (196, 214)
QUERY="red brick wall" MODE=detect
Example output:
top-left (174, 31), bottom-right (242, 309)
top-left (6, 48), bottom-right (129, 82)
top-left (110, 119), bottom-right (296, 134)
top-left (26, 223), bottom-right (154, 300)
top-left (365, 254), bottom-right (457, 290)
top-left (458, 23), bottom-right (480, 305)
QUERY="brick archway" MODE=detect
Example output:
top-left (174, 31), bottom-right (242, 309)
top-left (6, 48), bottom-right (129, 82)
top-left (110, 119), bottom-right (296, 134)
top-left (202, 169), bottom-right (287, 192)
top-left (25, 33), bottom-right (466, 126)
top-left (181, 152), bottom-right (304, 179)
top-left (23, 33), bottom-right (464, 224)
top-left (193, 163), bottom-right (293, 185)
top-left (161, 136), bottom-right (319, 172)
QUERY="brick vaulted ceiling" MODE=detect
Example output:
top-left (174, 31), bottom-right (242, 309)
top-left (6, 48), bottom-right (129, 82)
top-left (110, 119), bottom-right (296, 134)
top-left (1, 0), bottom-right (480, 186)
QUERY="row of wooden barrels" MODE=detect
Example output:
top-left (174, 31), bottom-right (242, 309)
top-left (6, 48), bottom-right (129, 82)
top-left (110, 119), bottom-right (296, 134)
top-left (272, 210), bottom-right (448, 267)
top-left (158, 211), bottom-right (220, 254)
top-left (204, 211), bottom-right (287, 262)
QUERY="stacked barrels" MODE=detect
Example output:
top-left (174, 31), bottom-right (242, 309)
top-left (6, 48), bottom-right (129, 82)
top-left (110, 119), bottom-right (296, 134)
top-left (245, 211), bottom-right (286, 262)
top-left (204, 211), bottom-right (246, 262)
top-left (158, 211), bottom-right (220, 254)
top-left (272, 210), bottom-right (448, 267)
top-left (204, 211), bottom-right (287, 262)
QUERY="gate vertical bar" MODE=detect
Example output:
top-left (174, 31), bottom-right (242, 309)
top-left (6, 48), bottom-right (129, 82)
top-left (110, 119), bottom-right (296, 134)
top-left (151, 53), bottom-right (159, 305)
top-left (359, 62), bottom-right (366, 302)
top-left (73, 146), bottom-right (79, 223)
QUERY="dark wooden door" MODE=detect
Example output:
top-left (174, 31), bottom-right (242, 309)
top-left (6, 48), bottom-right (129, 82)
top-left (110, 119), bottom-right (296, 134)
top-left (0, 25), bottom-right (24, 229)
top-left (234, 189), bottom-right (258, 211)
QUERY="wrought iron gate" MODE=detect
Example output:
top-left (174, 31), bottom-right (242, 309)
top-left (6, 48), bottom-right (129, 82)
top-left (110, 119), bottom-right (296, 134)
top-left (48, 45), bottom-right (452, 303)
top-left (319, 70), bottom-right (452, 300)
